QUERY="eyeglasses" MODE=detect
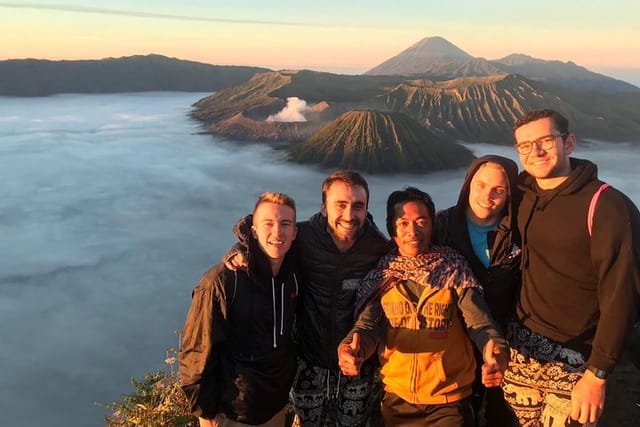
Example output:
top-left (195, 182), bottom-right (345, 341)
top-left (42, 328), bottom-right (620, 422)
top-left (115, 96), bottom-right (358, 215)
top-left (514, 134), bottom-right (566, 155)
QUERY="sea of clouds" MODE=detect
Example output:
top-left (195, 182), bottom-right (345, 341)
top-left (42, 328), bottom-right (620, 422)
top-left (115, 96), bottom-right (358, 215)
top-left (0, 92), bottom-right (638, 426)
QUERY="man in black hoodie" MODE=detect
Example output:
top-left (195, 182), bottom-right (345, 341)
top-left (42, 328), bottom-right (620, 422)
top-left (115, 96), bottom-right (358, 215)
top-left (434, 155), bottom-right (521, 426)
top-left (224, 171), bottom-right (391, 426)
top-left (179, 192), bottom-right (300, 427)
top-left (504, 109), bottom-right (640, 426)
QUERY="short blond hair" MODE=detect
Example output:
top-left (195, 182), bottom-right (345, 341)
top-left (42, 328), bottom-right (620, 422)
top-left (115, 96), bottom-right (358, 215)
top-left (253, 192), bottom-right (297, 219)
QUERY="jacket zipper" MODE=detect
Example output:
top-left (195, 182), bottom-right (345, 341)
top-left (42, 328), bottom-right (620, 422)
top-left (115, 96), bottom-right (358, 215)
top-left (329, 254), bottom-right (345, 366)
top-left (396, 283), bottom-right (430, 400)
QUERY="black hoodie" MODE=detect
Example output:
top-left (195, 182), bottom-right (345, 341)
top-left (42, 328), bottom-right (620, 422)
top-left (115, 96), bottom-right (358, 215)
top-left (517, 158), bottom-right (640, 372)
top-left (179, 215), bottom-right (299, 424)
top-left (226, 211), bottom-right (391, 369)
top-left (434, 155), bottom-right (522, 326)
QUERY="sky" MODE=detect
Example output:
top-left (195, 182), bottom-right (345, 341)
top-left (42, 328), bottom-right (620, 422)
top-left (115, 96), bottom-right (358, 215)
top-left (1, 1), bottom-right (639, 85)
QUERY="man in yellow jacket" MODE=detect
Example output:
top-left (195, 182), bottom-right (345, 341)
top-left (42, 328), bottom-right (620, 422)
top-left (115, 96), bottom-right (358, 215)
top-left (338, 187), bottom-right (509, 426)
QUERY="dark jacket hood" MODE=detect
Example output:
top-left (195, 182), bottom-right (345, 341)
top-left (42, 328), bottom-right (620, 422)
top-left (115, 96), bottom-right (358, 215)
top-left (232, 214), bottom-right (297, 281)
top-left (433, 155), bottom-right (522, 325)
top-left (454, 154), bottom-right (520, 223)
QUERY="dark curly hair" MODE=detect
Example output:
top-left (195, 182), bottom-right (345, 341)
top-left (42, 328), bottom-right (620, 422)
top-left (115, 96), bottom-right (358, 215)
top-left (386, 187), bottom-right (435, 238)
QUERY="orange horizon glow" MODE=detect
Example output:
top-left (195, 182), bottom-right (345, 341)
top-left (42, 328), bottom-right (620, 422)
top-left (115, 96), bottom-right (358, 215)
top-left (1, 1), bottom-right (638, 80)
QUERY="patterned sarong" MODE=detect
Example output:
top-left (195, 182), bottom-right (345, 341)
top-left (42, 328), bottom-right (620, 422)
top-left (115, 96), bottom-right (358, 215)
top-left (502, 321), bottom-right (587, 427)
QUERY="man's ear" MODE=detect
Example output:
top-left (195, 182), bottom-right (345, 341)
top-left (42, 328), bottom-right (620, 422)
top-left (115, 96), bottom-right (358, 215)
top-left (320, 204), bottom-right (327, 217)
top-left (251, 225), bottom-right (258, 239)
top-left (564, 133), bottom-right (577, 155)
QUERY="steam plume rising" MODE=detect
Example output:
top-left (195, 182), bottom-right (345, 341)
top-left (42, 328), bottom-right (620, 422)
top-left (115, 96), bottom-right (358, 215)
top-left (266, 97), bottom-right (308, 122)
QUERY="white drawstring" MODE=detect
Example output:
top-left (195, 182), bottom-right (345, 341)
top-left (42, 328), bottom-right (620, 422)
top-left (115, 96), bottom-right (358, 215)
top-left (293, 273), bottom-right (298, 295)
top-left (322, 369), bottom-right (342, 399)
top-left (271, 278), bottom-right (277, 348)
top-left (280, 282), bottom-right (285, 335)
top-left (325, 369), bottom-right (331, 398)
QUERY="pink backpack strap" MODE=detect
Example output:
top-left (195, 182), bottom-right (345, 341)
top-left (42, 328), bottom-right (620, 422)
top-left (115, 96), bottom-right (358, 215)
top-left (588, 183), bottom-right (611, 236)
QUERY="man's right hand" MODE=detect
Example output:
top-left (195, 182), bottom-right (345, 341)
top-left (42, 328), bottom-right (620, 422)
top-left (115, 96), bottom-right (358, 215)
top-left (198, 416), bottom-right (219, 427)
top-left (481, 338), bottom-right (508, 388)
top-left (223, 252), bottom-right (248, 271)
top-left (338, 332), bottom-right (364, 376)
top-left (570, 369), bottom-right (606, 425)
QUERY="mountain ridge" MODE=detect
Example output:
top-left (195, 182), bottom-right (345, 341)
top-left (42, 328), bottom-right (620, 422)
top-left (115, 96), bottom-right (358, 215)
top-left (4, 39), bottom-right (639, 174)
top-left (0, 54), bottom-right (270, 96)
top-left (366, 36), bottom-right (474, 76)
top-left (365, 36), bottom-right (639, 93)
top-left (191, 69), bottom-right (640, 145)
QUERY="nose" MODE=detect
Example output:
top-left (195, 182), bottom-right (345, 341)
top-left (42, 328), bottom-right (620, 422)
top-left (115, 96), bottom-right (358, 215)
top-left (406, 221), bottom-right (417, 236)
top-left (532, 141), bottom-right (546, 155)
top-left (342, 204), bottom-right (353, 220)
top-left (272, 222), bottom-right (282, 236)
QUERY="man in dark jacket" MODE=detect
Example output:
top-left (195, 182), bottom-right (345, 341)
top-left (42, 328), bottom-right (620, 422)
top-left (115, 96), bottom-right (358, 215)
top-left (434, 155), bottom-right (521, 426)
top-left (224, 171), bottom-right (391, 426)
top-left (504, 109), bottom-right (640, 426)
top-left (179, 192), bottom-right (300, 427)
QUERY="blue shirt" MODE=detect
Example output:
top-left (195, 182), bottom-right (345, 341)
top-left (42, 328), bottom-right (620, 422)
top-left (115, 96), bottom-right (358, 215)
top-left (466, 218), bottom-right (498, 268)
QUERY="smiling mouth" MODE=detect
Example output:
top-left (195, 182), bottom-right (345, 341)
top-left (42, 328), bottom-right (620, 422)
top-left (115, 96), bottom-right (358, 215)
top-left (531, 159), bottom-right (549, 166)
top-left (338, 222), bottom-right (357, 231)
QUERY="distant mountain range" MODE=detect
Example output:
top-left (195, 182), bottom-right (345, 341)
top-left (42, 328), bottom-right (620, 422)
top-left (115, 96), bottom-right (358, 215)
top-left (365, 36), bottom-right (639, 94)
top-left (192, 68), bottom-right (640, 143)
top-left (0, 54), bottom-right (269, 96)
top-left (3, 38), bottom-right (639, 173)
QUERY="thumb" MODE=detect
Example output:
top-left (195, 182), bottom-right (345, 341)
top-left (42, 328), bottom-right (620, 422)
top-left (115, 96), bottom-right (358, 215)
top-left (350, 332), bottom-right (361, 352)
top-left (484, 339), bottom-right (497, 364)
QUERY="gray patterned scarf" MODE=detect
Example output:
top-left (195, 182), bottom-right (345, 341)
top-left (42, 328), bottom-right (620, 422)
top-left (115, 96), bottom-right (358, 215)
top-left (354, 245), bottom-right (481, 317)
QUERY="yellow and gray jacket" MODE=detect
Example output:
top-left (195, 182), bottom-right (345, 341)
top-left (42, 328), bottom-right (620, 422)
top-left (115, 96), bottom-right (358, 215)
top-left (345, 246), bottom-right (507, 405)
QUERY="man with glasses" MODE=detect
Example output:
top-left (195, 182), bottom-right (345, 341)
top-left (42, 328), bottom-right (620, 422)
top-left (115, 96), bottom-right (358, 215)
top-left (502, 109), bottom-right (640, 426)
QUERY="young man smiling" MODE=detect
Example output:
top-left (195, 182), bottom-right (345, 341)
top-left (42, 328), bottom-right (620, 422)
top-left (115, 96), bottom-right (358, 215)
top-left (339, 187), bottom-right (508, 427)
top-left (502, 109), bottom-right (640, 426)
top-left (179, 192), bottom-right (299, 427)
top-left (435, 155), bottom-right (521, 426)
top-left (224, 171), bottom-right (391, 426)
